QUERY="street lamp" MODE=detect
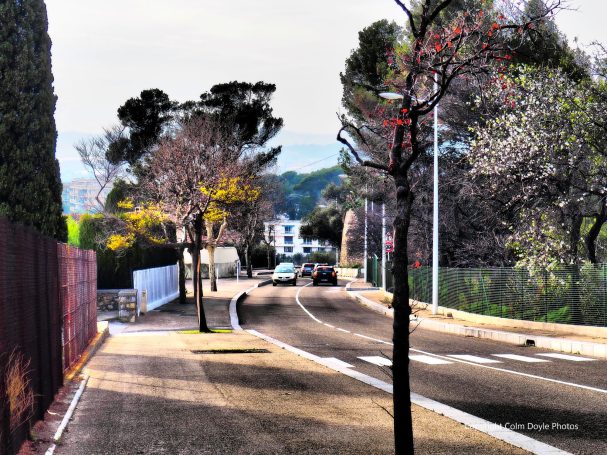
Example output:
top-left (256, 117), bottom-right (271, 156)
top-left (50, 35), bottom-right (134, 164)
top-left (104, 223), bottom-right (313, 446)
top-left (380, 83), bottom-right (440, 315)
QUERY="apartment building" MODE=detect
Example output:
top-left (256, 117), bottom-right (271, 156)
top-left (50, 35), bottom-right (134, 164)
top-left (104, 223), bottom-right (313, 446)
top-left (62, 178), bottom-right (112, 214)
top-left (264, 218), bottom-right (335, 256)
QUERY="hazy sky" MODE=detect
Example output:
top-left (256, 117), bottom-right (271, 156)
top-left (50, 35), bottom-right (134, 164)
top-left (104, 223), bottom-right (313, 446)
top-left (45, 1), bottom-right (607, 180)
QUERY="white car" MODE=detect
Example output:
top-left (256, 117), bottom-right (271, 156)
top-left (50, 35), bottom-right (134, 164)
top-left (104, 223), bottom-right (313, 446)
top-left (272, 264), bottom-right (297, 286)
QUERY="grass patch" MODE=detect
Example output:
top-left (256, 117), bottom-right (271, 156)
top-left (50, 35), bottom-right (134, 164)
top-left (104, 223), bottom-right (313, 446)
top-left (177, 329), bottom-right (233, 335)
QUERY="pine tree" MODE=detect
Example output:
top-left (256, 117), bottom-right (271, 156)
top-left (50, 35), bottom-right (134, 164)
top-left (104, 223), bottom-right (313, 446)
top-left (0, 0), bottom-right (66, 241)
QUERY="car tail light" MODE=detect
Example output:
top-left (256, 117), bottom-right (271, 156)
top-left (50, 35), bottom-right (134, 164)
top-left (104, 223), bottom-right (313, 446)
top-left (312, 272), bottom-right (317, 278)
top-left (331, 272), bottom-right (336, 278)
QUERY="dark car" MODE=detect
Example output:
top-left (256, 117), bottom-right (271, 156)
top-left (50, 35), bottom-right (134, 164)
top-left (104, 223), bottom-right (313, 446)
top-left (300, 263), bottom-right (315, 277)
top-left (312, 266), bottom-right (338, 286)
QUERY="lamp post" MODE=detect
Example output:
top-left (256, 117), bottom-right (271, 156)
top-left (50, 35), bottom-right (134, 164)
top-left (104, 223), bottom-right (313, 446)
top-left (380, 84), bottom-right (439, 314)
top-left (431, 79), bottom-right (439, 315)
top-left (363, 197), bottom-right (368, 282)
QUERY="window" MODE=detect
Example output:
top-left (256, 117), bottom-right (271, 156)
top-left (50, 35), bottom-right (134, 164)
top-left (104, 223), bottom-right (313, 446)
top-left (284, 236), bottom-right (293, 245)
top-left (303, 247), bottom-right (311, 253)
top-left (302, 238), bottom-right (312, 245)
top-left (284, 225), bottom-right (294, 234)
top-left (284, 246), bottom-right (293, 253)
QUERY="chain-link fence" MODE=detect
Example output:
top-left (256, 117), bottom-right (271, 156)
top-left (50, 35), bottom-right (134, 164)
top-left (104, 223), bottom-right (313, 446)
top-left (58, 244), bottom-right (97, 372)
top-left (0, 219), bottom-right (63, 455)
top-left (408, 265), bottom-right (607, 327)
top-left (1, 219), bottom-right (98, 455)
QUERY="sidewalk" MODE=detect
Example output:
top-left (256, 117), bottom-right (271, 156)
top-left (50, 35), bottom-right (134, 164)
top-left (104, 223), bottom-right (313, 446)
top-left (347, 280), bottom-right (607, 359)
top-left (27, 276), bottom-right (535, 455)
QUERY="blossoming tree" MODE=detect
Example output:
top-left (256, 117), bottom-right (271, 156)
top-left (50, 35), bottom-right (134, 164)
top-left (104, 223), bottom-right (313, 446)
top-left (336, 1), bottom-right (561, 452)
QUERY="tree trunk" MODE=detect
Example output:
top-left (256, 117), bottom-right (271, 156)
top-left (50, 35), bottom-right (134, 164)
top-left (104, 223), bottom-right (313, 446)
top-left (177, 246), bottom-right (187, 304)
top-left (245, 243), bottom-right (253, 278)
top-left (586, 199), bottom-right (607, 264)
top-left (570, 214), bottom-right (583, 264)
top-left (266, 244), bottom-right (271, 269)
top-left (392, 175), bottom-right (415, 455)
top-left (570, 214), bottom-right (584, 324)
top-left (192, 216), bottom-right (210, 332)
top-left (208, 244), bottom-right (218, 292)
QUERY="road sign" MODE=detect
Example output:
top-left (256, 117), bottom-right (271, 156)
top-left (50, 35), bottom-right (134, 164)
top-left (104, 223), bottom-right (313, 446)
top-left (386, 239), bottom-right (394, 254)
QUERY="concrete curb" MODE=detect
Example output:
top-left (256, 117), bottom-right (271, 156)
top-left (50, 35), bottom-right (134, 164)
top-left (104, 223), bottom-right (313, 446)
top-left (229, 279), bottom-right (273, 330)
top-left (64, 321), bottom-right (110, 382)
top-left (344, 283), bottom-right (607, 360)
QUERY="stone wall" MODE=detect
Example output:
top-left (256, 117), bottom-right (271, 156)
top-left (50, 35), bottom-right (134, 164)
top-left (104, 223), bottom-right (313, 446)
top-left (97, 290), bottom-right (121, 312)
top-left (118, 290), bottom-right (138, 323)
top-left (97, 289), bottom-right (138, 322)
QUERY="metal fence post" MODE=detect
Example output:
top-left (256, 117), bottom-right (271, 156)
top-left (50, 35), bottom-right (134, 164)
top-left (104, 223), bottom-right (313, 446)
top-left (543, 269), bottom-right (548, 322)
top-left (604, 264), bottom-right (607, 327)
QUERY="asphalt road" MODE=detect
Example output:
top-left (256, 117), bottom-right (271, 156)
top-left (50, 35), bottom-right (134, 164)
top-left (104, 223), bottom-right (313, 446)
top-left (240, 279), bottom-right (607, 455)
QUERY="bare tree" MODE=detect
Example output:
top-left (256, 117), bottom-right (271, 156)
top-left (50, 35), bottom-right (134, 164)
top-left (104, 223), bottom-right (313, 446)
top-left (75, 125), bottom-right (126, 211)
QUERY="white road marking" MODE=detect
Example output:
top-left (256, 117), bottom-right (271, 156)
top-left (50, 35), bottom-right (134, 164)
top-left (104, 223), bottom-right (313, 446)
top-left (44, 375), bottom-right (90, 455)
top-left (290, 279), bottom-right (604, 396)
top-left (295, 282), bottom-right (323, 324)
top-left (492, 354), bottom-right (551, 363)
top-left (412, 348), bottom-right (607, 395)
top-left (537, 353), bottom-right (597, 362)
top-left (247, 329), bottom-right (571, 455)
top-left (410, 355), bottom-right (452, 365)
top-left (323, 323), bottom-right (335, 328)
top-left (247, 329), bottom-right (393, 393)
top-left (447, 354), bottom-right (502, 364)
top-left (320, 357), bottom-right (354, 368)
top-left (358, 356), bottom-right (392, 366)
top-left (354, 333), bottom-right (389, 344)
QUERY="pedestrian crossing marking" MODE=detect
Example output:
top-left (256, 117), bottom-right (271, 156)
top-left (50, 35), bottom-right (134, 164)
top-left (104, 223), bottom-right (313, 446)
top-left (410, 355), bottom-right (452, 365)
top-left (536, 353), bottom-right (596, 362)
top-left (492, 354), bottom-right (550, 363)
top-left (358, 356), bottom-right (392, 366)
top-left (320, 357), bottom-right (354, 369)
top-left (447, 355), bottom-right (502, 364)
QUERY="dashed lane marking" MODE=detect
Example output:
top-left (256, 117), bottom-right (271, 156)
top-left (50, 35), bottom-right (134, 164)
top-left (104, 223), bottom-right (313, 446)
top-left (354, 333), bottom-right (391, 344)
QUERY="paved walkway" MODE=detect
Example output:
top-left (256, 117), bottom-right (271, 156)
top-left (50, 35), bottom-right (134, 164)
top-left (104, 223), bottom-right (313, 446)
top-left (27, 276), bottom-right (532, 454)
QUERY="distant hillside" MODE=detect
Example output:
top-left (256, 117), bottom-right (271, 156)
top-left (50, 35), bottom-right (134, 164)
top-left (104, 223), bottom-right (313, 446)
top-left (276, 165), bottom-right (343, 220)
top-left (275, 143), bottom-right (341, 174)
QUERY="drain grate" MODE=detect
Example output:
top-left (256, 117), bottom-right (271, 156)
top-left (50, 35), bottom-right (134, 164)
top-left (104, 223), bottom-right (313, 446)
top-left (190, 348), bottom-right (270, 354)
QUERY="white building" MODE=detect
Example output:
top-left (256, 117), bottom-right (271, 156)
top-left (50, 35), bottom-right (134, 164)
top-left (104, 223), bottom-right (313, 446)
top-left (62, 178), bottom-right (113, 214)
top-left (264, 218), bottom-right (335, 257)
top-left (182, 246), bottom-right (240, 279)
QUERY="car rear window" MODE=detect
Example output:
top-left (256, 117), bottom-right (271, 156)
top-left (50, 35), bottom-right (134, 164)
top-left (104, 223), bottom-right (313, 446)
top-left (317, 267), bottom-right (334, 272)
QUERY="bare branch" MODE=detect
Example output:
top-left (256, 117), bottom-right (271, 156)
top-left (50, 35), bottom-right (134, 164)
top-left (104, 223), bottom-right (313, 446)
top-left (337, 125), bottom-right (389, 172)
top-left (394, 0), bottom-right (418, 37)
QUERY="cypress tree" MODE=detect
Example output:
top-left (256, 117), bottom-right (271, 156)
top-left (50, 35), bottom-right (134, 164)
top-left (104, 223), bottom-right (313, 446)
top-left (0, 0), bottom-right (66, 241)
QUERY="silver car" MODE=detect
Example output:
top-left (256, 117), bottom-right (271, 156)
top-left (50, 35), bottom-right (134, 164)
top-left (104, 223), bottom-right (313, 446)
top-left (272, 264), bottom-right (297, 286)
